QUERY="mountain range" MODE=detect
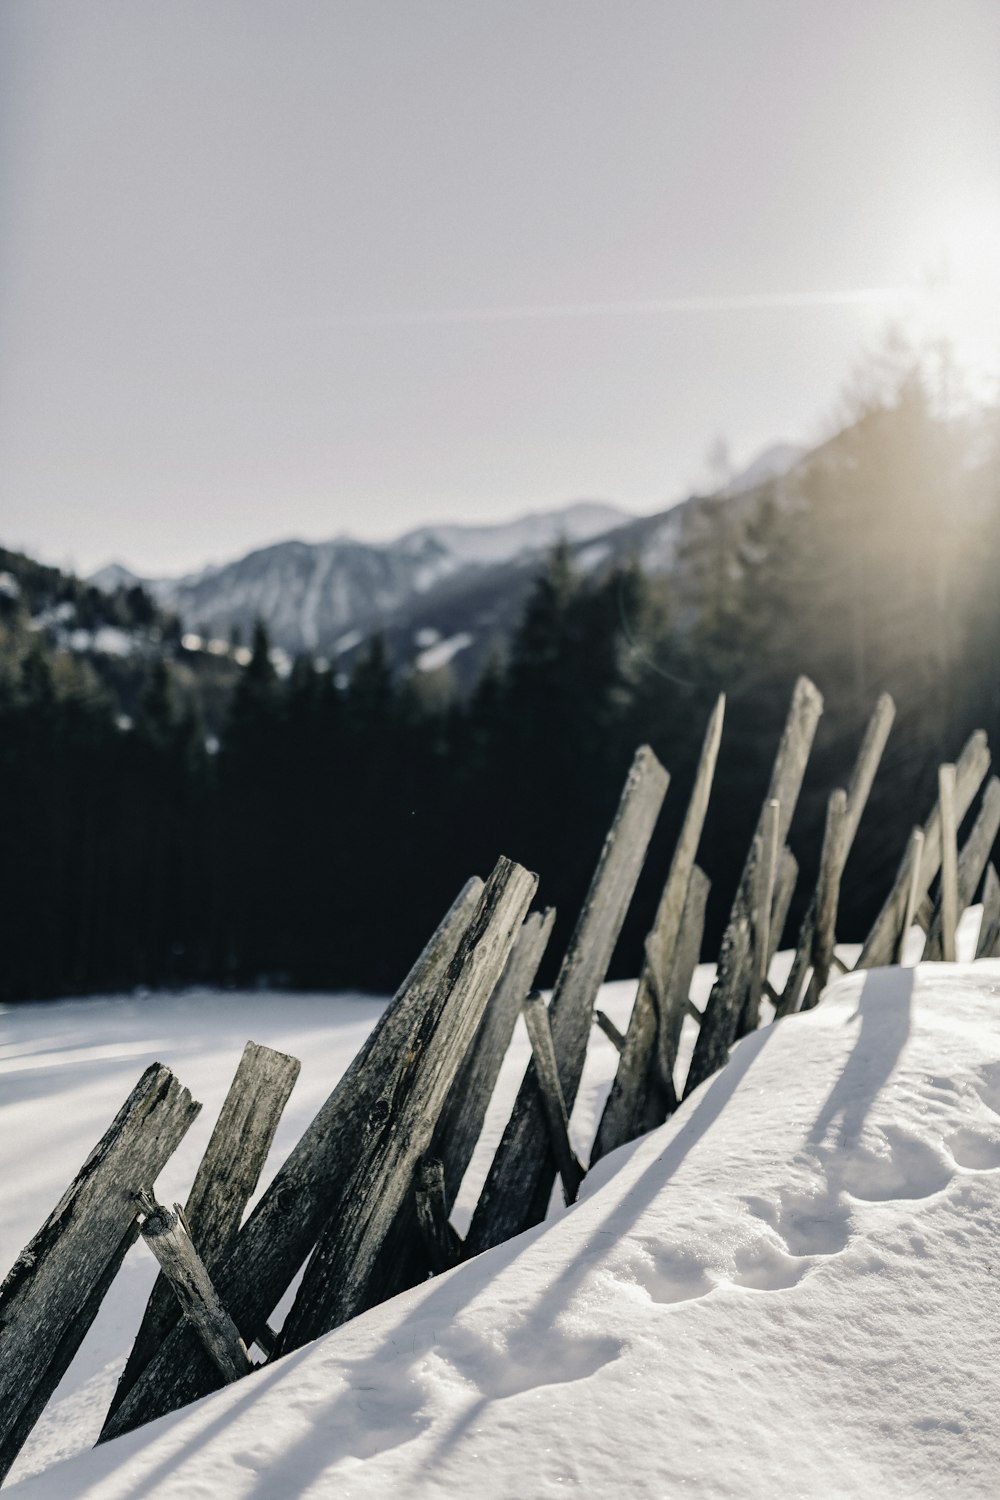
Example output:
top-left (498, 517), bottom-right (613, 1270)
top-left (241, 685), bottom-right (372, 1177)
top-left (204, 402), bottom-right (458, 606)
top-left (89, 442), bottom-right (803, 682)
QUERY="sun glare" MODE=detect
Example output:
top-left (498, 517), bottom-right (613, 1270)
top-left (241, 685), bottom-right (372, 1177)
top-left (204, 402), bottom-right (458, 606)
top-left (908, 197), bottom-right (1000, 395)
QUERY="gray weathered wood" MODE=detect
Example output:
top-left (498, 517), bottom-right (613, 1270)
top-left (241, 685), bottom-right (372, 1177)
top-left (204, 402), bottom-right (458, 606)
top-left (925, 776), bottom-right (1000, 962)
top-left (108, 1040), bottom-right (300, 1421)
top-left (937, 763), bottom-right (959, 962)
top-left (976, 863), bottom-right (1000, 959)
top-left (775, 693), bottom-right (895, 1018)
top-left (0, 1065), bottom-right (200, 1481)
top-left (800, 788), bottom-right (849, 1011)
top-left (896, 828), bottom-right (926, 964)
top-left (362, 905), bottom-right (557, 1308)
top-left (593, 1008), bottom-right (626, 1052)
top-left (277, 856), bottom-right (537, 1352)
top-left (465, 746), bottom-right (669, 1255)
top-left (589, 700), bottom-right (724, 1162)
top-left (745, 798), bottom-right (780, 1031)
top-left (137, 1195), bottom-right (252, 1385)
top-left (686, 676), bottom-right (824, 1093)
top-left (856, 730), bottom-right (990, 970)
top-left (413, 1159), bottom-right (463, 1275)
top-left (768, 846), bottom-right (799, 967)
top-left (521, 992), bottom-right (586, 1204)
top-left (101, 873), bottom-right (485, 1441)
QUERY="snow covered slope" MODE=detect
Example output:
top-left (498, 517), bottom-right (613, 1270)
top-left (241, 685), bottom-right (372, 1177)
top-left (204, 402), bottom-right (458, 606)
top-left (7, 943), bottom-right (1000, 1496)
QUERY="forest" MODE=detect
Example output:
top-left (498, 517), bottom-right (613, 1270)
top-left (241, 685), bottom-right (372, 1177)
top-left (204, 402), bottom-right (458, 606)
top-left (2, 364), bottom-right (999, 1003)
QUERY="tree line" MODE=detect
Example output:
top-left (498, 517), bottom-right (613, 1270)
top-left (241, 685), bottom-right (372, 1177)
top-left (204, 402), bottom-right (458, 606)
top-left (1, 363), bottom-right (998, 1002)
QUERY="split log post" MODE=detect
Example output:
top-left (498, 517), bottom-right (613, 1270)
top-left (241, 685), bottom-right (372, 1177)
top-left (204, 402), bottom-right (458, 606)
top-left (413, 1160), bottom-right (463, 1275)
top-left (775, 693), bottom-right (895, 1017)
top-left (925, 776), bottom-right (1000, 962)
top-left (744, 798), bottom-right (780, 1031)
top-left (136, 1195), bottom-right (252, 1385)
top-left (768, 847), bottom-right (799, 971)
top-left (521, 992), bottom-right (585, 1204)
top-left (363, 905), bottom-right (556, 1306)
top-left (976, 863), bottom-right (1000, 959)
top-left (101, 873), bottom-right (486, 1441)
top-left (465, 746), bottom-right (670, 1257)
top-left (895, 828), bottom-right (926, 964)
top-left (799, 788), bottom-right (849, 1011)
top-left (108, 1041), bottom-right (300, 1420)
top-left (593, 1008), bottom-right (626, 1053)
top-left (685, 676), bottom-right (824, 1096)
top-left (277, 856), bottom-right (537, 1352)
top-left (0, 1065), bottom-right (200, 1482)
top-left (937, 763), bottom-right (959, 962)
top-left (856, 730), bottom-right (990, 971)
top-left (591, 698), bottom-right (724, 1161)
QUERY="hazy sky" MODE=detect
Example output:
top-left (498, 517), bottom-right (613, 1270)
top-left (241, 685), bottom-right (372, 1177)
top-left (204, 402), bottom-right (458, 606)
top-left (2, 1), bottom-right (999, 576)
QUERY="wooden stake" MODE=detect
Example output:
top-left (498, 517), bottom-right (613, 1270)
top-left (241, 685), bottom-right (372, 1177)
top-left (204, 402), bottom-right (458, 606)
top-left (686, 676), bottom-right (824, 1095)
top-left (925, 776), bottom-right (1000, 962)
top-left (465, 746), bottom-right (669, 1257)
top-left (938, 763), bottom-right (959, 962)
top-left (745, 798), bottom-right (780, 1031)
top-left (137, 1195), bottom-right (251, 1386)
top-left (521, 992), bottom-right (585, 1204)
top-left (896, 828), bottom-right (926, 964)
top-left (0, 1065), bottom-right (200, 1481)
top-left (976, 863), bottom-right (1000, 959)
top-left (413, 1159), bottom-right (463, 1275)
top-left (594, 1008), bottom-right (626, 1053)
top-left (108, 1040), bottom-right (299, 1422)
top-left (800, 788), bottom-right (849, 1010)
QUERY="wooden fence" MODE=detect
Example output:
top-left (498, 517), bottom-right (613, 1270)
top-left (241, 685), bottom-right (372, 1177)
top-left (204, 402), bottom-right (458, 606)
top-left (2, 675), bottom-right (998, 1484)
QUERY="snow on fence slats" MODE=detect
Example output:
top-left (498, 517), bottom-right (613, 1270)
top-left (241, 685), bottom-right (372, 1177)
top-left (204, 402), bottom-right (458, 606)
top-left (858, 728), bottom-right (990, 970)
top-left (365, 904), bottom-right (557, 1309)
top-left (465, 745), bottom-right (670, 1256)
top-left (0, 1064), bottom-right (201, 1483)
top-left (108, 1040), bottom-right (300, 1422)
top-left (686, 675), bottom-right (824, 1095)
top-left (277, 855), bottom-right (537, 1349)
top-left (101, 873), bottom-right (486, 1441)
top-left (594, 697), bottom-right (723, 1161)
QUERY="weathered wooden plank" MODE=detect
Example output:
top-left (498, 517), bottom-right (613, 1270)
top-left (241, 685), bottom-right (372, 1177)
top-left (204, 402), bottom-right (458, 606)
top-left (277, 856), bottom-right (537, 1351)
top-left (768, 847), bottom-right (799, 966)
top-left (589, 699), bottom-right (724, 1162)
top-left (357, 904), bottom-right (558, 1310)
top-left (976, 863), bottom-right (1000, 959)
top-left (925, 776), bottom-right (1000, 962)
top-left (101, 873), bottom-right (485, 1441)
top-left (108, 1040), bottom-right (300, 1420)
top-left (0, 1065), bottom-right (200, 1481)
top-left (593, 1008), bottom-right (626, 1052)
top-left (799, 788), bottom-right (849, 1011)
top-left (633, 865), bottom-right (712, 1138)
top-left (137, 1195), bottom-right (252, 1385)
top-left (464, 746), bottom-right (669, 1256)
top-left (775, 694), bottom-right (895, 1018)
top-left (744, 798), bottom-right (780, 1031)
top-left (856, 730), bottom-right (990, 970)
top-left (896, 828), bottom-right (926, 964)
top-left (521, 991), bottom-right (586, 1204)
top-left (937, 764), bottom-right (960, 962)
top-left (413, 1159), bottom-right (463, 1275)
top-left (686, 676), bottom-right (824, 1094)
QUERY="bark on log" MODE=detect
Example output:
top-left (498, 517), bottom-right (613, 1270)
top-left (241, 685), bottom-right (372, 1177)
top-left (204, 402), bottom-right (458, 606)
top-left (856, 730), bottom-right (990, 971)
top-left (277, 856), bottom-right (537, 1351)
top-left (686, 677), bottom-right (823, 1094)
top-left (101, 874), bottom-right (484, 1441)
top-left (0, 1065), bottom-right (200, 1481)
top-left (108, 1040), bottom-right (299, 1421)
top-left (465, 746), bottom-right (669, 1255)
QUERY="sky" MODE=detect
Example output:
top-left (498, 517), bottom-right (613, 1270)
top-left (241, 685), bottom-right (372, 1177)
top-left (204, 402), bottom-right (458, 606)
top-left (1, 0), bottom-right (999, 578)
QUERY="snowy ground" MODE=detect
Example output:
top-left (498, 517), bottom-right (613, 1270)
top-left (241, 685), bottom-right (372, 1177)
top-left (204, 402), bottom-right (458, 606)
top-left (3, 915), bottom-right (999, 1496)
